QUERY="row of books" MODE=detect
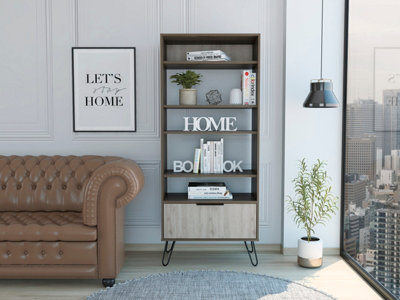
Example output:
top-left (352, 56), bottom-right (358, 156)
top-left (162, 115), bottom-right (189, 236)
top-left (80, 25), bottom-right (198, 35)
top-left (188, 182), bottom-right (233, 200)
top-left (242, 70), bottom-right (256, 105)
top-left (186, 50), bottom-right (231, 61)
top-left (193, 138), bottom-right (224, 174)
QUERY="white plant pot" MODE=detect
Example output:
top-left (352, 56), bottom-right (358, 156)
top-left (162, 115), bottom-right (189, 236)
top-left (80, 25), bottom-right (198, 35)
top-left (179, 89), bottom-right (197, 105)
top-left (297, 237), bottom-right (323, 268)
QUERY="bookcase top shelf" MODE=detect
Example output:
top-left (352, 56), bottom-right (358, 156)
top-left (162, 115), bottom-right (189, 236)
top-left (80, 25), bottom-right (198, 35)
top-left (164, 170), bottom-right (257, 178)
top-left (163, 61), bottom-right (258, 69)
top-left (161, 33), bottom-right (260, 45)
top-left (164, 105), bottom-right (258, 109)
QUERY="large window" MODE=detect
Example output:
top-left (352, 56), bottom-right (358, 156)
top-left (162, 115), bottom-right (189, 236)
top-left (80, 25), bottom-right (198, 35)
top-left (342, 1), bottom-right (400, 299)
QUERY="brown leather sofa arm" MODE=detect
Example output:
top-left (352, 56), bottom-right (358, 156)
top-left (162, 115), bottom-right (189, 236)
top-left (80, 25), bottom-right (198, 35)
top-left (82, 159), bottom-right (144, 226)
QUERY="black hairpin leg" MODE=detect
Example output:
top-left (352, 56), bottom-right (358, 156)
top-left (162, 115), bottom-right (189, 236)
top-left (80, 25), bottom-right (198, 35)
top-left (244, 241), bottom-right (258, 266)
top-left (162, 241), bottom-right (176, 266)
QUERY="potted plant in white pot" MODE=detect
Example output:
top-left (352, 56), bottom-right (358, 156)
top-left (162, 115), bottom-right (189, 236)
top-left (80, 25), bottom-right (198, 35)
top-left (287, 158), bottom-right (338, 268)
top-left (170, 70), bottom-right (202, 105)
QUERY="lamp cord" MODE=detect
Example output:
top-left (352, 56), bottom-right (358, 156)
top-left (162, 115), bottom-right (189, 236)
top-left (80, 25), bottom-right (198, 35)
top-left (320, 0), bottom-right (324, 79)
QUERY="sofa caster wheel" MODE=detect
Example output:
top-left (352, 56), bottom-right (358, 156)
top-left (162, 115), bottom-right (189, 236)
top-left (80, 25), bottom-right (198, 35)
top-left (102, 278), bottom-right (115, 287)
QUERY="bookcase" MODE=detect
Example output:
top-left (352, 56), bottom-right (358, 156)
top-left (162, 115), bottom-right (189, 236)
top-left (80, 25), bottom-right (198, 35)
top-left (160, 34), bottom-right (260, 266)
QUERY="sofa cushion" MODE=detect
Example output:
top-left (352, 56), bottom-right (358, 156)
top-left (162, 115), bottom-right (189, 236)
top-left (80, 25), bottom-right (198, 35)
top-left (0, 212), bottom-right (97, 242)
top-left (0, 241), bottom-right (97, 265)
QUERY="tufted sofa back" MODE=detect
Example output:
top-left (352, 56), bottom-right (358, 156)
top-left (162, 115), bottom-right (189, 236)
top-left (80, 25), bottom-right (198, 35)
top-left (0, 155), bottom-right (120, 212)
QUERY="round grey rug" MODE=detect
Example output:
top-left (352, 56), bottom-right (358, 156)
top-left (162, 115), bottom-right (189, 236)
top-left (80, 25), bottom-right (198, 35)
top-left (88, 270), bottom-right (335, 300)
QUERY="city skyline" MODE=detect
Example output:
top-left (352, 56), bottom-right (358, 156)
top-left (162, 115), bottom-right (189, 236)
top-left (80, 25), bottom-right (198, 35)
top-left (345, 95), bottom-right (400, 297)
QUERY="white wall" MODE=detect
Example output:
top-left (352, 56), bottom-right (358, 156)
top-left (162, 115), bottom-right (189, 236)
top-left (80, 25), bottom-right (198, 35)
top-left (0, 0), bottom-right (285, 244)
top-left (283, 0), bottom-right (344, 249)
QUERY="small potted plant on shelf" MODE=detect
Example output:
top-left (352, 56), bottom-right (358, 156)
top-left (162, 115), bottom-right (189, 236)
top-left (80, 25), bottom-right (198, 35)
top-left (286, 158), bottom-right (338, 268)
top-left (170, 70), bottom-right (202, 105)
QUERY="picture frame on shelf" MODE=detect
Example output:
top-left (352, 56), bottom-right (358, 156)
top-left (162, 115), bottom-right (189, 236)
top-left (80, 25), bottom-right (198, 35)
top-left (72, 47), bottom-right (136, 132)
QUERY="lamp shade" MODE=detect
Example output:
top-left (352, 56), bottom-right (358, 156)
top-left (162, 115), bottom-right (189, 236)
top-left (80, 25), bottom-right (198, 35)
top-left (303, 80), bottom-right (339, 108)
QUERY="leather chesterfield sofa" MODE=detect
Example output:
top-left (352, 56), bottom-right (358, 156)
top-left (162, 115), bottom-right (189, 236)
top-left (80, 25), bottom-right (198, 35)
top-left (0, 155), bottom-right (144, 287)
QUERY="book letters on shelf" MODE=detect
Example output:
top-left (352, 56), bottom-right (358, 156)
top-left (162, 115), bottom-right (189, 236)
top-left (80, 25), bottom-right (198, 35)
top-left (173, 137), bottom-right (243, 174)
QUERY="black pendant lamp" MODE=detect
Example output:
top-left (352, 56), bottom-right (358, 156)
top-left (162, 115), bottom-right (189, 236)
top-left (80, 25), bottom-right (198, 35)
top-left (303, 0), bottom-right (339, 108)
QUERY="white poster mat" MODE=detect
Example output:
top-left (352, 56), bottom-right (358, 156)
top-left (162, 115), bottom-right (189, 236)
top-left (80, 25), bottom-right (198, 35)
top-left (73, 48), bottom-right (136, 131)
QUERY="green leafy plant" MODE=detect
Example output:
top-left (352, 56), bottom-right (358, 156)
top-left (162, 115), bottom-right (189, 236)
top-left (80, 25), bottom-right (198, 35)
top-left (287, 159), bottom-right (338, 242)
top-left (170, 70), bottom-right (202, 89)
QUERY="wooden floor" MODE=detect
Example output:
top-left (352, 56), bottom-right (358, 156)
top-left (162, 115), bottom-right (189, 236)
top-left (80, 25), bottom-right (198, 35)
top-left (0, 250), bottom-right (382, 300)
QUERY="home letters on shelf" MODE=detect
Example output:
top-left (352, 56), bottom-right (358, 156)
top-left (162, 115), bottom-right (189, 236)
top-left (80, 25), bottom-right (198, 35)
top-left (183, 117), bottom-right (237, 131)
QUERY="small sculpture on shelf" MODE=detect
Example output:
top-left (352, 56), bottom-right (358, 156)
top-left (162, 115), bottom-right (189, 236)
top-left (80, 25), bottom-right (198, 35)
top-left (205, 89), bottom-right (222, 105)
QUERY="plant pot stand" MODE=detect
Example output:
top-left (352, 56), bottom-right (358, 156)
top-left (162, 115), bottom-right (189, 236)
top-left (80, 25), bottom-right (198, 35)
top-left (161, 241), bottom-right (258, 267)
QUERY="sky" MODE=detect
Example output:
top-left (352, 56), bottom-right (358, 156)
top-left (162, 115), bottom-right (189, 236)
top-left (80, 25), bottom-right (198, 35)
top-left (348, 0), bottom-right (400, 103)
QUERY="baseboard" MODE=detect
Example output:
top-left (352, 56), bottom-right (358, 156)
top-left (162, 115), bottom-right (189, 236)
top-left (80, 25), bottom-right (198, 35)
top-left (282, 247), bottom-right (339, 256)
top-left (125, 243), bottom-right (281, 253)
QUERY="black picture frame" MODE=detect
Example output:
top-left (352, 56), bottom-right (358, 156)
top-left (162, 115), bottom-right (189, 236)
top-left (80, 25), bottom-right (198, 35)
top-left (72, 47), bottom-right (137, 132)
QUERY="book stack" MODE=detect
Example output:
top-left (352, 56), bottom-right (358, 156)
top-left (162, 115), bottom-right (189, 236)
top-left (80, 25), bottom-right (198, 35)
top-left (188, 182), bottom-right (233, 200)
top-left (193, 138), bottom-right (224, 174)
top-left (186, 50), bottom-right (231, 61)
top-left (241, 70), bottom-right (257, 105)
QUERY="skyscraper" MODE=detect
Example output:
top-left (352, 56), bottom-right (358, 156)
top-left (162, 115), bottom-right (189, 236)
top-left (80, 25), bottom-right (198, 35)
top-left (383, 90), bottom-right (400, 154)
top-left (373, 209), bottom-right (400, 297)
top-left (376, 148), bottom-right (383, 175)
top-left (344, 178), bottom-right (367, 210)
top-left (346, 137), bottom-right (376, 181)
top-left (346, 100), bottom-right (383, 150)
top-left (384, 155), bottom-right (392, 170)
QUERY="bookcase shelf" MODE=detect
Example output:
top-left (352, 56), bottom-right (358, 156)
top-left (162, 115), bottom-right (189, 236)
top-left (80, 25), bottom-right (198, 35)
top-left (164, 105), bottom-right (258, 109)
top-left (164, 170), bottom-right (257, 178)
top-left (164, 193), bottom-right (257, 203)
top-left (160, 34), bottom-right (260, 250)
top-left (164, 130), bottom-right (257, 135)
top-left (163, 60), bottom-right (258, 69)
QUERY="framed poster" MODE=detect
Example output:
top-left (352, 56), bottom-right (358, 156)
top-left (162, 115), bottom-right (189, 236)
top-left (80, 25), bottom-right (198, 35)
top-left (72, 47), bottom-right (136, 132)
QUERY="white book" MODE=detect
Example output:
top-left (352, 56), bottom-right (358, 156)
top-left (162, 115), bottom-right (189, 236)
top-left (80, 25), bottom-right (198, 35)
top-left (188, 191), bottom-right (233, 200)
top-left (188, 186), bottom-right (227, 193)
top-left (193, 148), bottom-right (201, 174)
top-left (213, 142), bottom-right (218, 174)
top-left (187, 50), bottom-right (226, 55)
top-left (202, 144), bottom-right (208, 174)
top-left (187, 54), bottom-right (231, 61)
top-left (208, 142), bottom-right (213, 173)
top-left (205, 143), bottom-right (210, 174)
top-left (188, 191), bottom-right (227, 196)
top-left (217, 141), bottom-right (222, 173)
top-left (188, 182), bottom-right (226, 193)
top-left (215, 142), bottom-right (219, 173)
top-left (186, 50), bottom-right (231, 61)
top-left (214, 141), bottom-right (221, 173)
top-left (242, 70), bottom-right (251, 105)
top-left (220, 138), bottom-right (224, 173)
top-left (249, 72), bottom-right (256, 105)
top-left (200, 138), bottom-right (204, 173)
top-left (210, 141), bottom-right (217, 173)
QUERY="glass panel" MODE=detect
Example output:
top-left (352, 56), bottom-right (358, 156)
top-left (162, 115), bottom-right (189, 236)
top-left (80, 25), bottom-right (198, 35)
top-left (344, 0), bottom-right (400, 298)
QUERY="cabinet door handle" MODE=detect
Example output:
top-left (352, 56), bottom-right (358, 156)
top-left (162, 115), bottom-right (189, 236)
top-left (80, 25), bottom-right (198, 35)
top-left (196, 203), bottom-right (224, 206)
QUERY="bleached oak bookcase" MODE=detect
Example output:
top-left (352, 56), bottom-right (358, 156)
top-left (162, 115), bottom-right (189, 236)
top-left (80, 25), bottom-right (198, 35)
top-left (160, 34), bottom-right (260, 266)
